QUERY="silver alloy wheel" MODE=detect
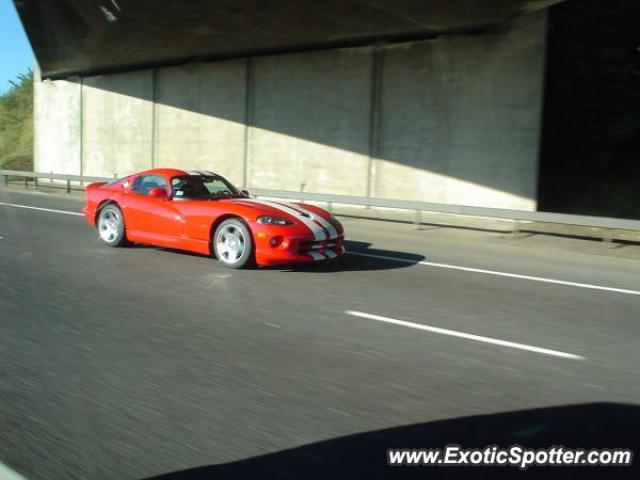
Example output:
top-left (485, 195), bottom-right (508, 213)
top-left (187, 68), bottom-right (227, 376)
top-left (99, 209), bottom-right (119, 243)
top-left (216, 223), bottom-right (246, 264)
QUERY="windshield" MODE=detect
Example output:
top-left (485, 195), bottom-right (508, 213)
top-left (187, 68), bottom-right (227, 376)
top-left (171, 175), bottom-right (245, 200)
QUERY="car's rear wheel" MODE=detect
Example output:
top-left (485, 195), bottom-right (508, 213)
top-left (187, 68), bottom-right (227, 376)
top-left (214, 218), bottom-right (253, 269)
top-left (97, 204), bottom-right (127, 247)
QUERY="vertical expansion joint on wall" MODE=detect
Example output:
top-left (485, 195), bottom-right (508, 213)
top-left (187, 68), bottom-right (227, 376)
top-left (533, 9), bottom-right (549, 211)
top-left (151, 68), bottom-right (158, 168)
top-left (367, 47), bottom-right (384, 198)
top-left (79, 77), bottom-right (83, 177)
top-left (243, 58), bottom-right (254, 188)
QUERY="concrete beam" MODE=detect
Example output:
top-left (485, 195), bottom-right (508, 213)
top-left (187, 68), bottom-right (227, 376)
top-left (15, 0), bottom-right (562, 79)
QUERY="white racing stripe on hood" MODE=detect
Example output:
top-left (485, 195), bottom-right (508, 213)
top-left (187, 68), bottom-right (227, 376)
top-left (271, 201), bottom-right (338, 239)
top-left (246, 199), bottom-right (327, 241)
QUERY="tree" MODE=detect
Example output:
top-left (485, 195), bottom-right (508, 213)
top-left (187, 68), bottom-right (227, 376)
top-left (0, 70), bottom-right (34, 171)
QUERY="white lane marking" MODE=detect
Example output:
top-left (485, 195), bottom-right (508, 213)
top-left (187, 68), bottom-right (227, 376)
top-left (0, 202), bottom-right (83, 216)
top-left (345, 310), bottom-right (585, 360)
top-left (348, 251), bottom-right (640, 296)
top-left (248, 199), bottom-right (327, 241)
top-left (0, 461), bottom-right (29, 480)
top-left (308, 251), bottom-right (326, 261)
top-left (273, 201), bottom-right (339, 239)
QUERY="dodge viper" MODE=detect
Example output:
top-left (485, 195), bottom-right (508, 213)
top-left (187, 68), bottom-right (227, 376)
top-left (83, 168), bottom-right (345, 268)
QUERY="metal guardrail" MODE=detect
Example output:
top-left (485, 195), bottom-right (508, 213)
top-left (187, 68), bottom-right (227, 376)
top-left (249, 188), bottom-right (640, 232)
top-left (0, 169), bottom-right (109, 193)
top-left (2, 169), bottom-right (640, 235)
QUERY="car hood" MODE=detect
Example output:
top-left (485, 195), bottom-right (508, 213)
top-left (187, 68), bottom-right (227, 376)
top-left (226, 197), bottom-right (341, 238)
top-left (228, 198), bottom-right (329, 220)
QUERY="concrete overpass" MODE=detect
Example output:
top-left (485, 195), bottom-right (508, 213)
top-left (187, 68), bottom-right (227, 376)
top-left (18, 0), bottom-right (561, 79)
top-left (17, 0), bottom-right (563, 210)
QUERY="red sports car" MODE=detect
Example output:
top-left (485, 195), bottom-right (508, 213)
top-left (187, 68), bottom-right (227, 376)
top-left (83, 168), bottom-right (345, 268)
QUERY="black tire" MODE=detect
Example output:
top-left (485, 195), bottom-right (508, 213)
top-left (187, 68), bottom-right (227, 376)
top-left (213, 218), bottom-right (254, 269)
top-left (97, 204), bottom-right (128, 247)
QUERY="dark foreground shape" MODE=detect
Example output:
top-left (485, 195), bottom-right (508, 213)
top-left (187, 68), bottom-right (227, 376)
top-left (145, 403), bottom-right (640, 480)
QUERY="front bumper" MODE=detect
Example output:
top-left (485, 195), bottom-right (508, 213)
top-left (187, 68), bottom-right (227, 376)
top-left (257, 243), bottom-right (345, 266)
top-left (251, 223), bottom-right (345, 266)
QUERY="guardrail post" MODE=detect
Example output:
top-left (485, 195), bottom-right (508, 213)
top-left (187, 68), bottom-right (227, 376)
top-left (327, 202), bottom-right (334, 214)
top-left (414, 210), bottom-right (422, 230)
top-left (34, 177), bottom-right (38, 189)
top-left (24, 176), bottom-right (28, 189)
top-left (3, 175), bottom-right (7, 187)
top-left (66, 180), bottom-right (71, 193)
top-left (512, 220), bottom-right (521, 239)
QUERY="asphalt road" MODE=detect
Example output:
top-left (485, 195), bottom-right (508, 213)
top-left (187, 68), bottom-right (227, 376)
top-left (1, 188), bottom-right (640, 479)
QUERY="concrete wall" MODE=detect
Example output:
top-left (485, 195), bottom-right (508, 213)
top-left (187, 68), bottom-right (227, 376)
top-left (249, 48), bottom-right (372, 195)
top-left (34, 11), bottom-right (545, 210)
top-left (375, 11), bottom-right (545, 208)
top-left (34, 77), bottom-right (82, 175)
top-left (81, 71), bottom-right (154, 178)
top-left (155, 60), bottom-right (247, 183)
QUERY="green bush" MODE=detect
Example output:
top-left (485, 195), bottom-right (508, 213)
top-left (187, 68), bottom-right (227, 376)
top-left (0, 70), bottom-right (33, 171)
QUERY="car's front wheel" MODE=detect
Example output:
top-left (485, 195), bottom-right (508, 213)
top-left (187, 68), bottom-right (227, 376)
top-left (214, 218), bottom-right (254, 269)
top-left (97, 204), bottom-right (128, 247)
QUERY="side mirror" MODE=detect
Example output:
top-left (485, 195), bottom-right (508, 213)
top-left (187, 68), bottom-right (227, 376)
top-left (148, 187), bottom-right (169, 200)
top-left (241, 189), bottom-right (250, 197)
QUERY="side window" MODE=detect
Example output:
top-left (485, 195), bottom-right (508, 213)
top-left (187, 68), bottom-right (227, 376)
top-left (204, 178), bottom-right (232, 195)
top-left (132, 175), bottom-right (167, 196)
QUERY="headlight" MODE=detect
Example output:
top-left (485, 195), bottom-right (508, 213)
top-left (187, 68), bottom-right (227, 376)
top-left (257, 215), bottom-right (293, 226)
